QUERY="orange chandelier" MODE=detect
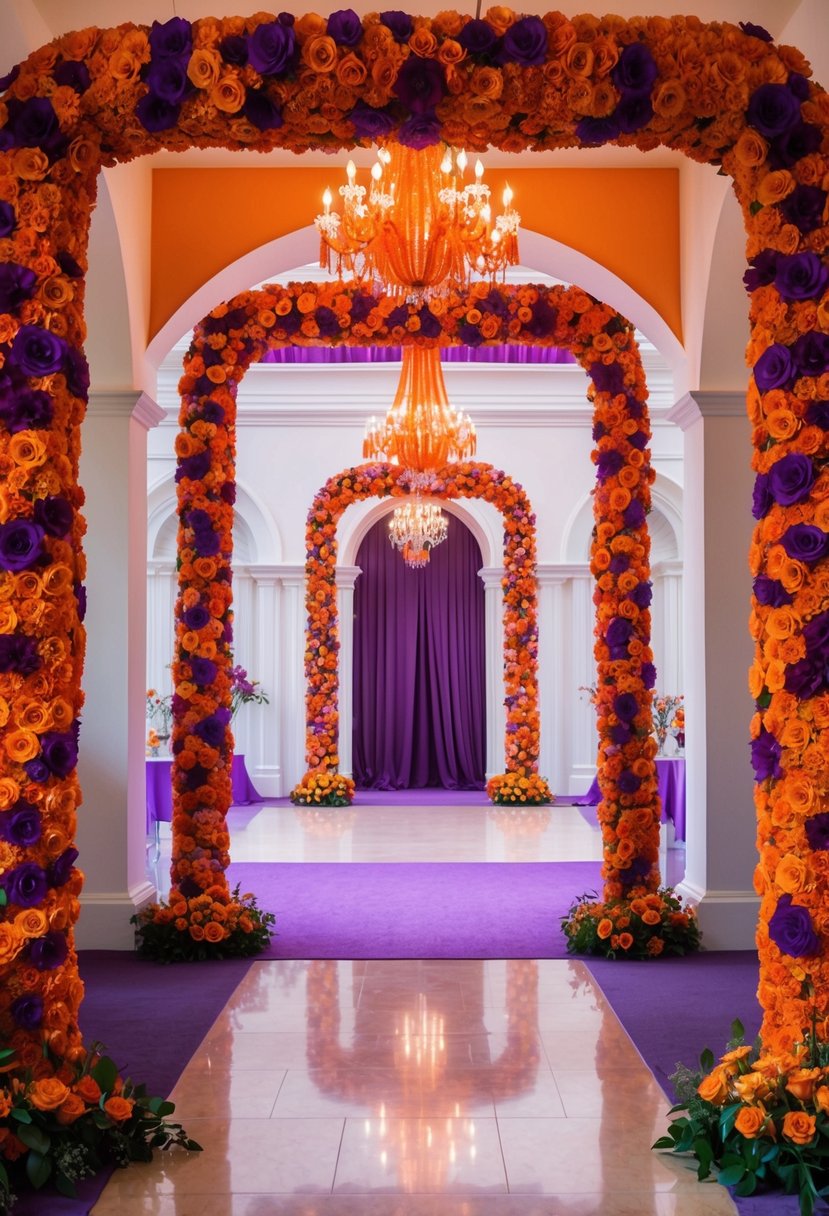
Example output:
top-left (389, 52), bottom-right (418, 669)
top-left (315, 142), bottom-right (519, 298)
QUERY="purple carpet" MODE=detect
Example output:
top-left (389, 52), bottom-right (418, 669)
top-left (226, 860), bottom-right (602, 958)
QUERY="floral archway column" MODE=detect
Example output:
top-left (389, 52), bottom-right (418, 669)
top-left (478, 564), bottom-right (507, 781)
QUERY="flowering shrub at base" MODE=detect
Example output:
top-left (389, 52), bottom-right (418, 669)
top-left (562, 888), bottom-right (700, 960)
top-left (0, 1041), bottom-right (199, 1215)
top-left (486, 771), bottom-right (553, 806)
top-left (290, 772), bottom-right (355, 808)
top-left (132, 885), bottom-right (273, 964)
top-left (657, 1024), bottom-right (829, 1216)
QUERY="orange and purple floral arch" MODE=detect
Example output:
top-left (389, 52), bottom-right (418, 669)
top-left (0, 8), bottom-right (824, 1087)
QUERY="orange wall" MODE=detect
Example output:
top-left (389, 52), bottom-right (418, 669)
top-left (150, 165), bottom-right (681, 342)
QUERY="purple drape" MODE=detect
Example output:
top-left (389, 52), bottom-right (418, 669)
top-left (353, 515), bottom-right (486, 790)
top-left (260, 344), bottom-right (574, 364)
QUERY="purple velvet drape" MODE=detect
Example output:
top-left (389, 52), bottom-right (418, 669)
top-left (353, 515), bottom-right (486, 790)
top-left (261, 344), bottom-right (574, 364)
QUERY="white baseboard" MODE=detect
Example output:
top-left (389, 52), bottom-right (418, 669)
top-left (675, 879), bottom-right (759, 950)
top-left (75, 879), bottom-right (156, 950)
top-left (252, 765), bottom-right (282, 798)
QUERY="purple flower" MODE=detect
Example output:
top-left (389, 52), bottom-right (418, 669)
top-left (613, 692), bottom-right (639, 722)
top-left (0, 519), bottom-right (44, 571)
top-left (65, 346), bottom-right (90, 401)
top-left (393, 58), bottom-right (446, 115)
top-left (753, 576), bottom-right (792, 607)
top-left (0, 387), bottom-right (53, 432)
top-left (615, 94), bottom-right (653, 134)
top-left (10, 994), bottom-right (42, 1030)
top-left (315, 306), bottom-right (339, 338)
top-left (768, 453), bottom-right (814, 506)
top-left (589, 360), bottom-right (625, 395)
top-left (49, 846), bottom-right (79, 888)
top-left (611, 723), bottom-right (631, 745)
top-left (75, 581), bottom-right (86, 622)
top-left (611, 42), bottom-right (658, 95)
top-left (54, 59), bottom-right (91, 93)
top-left (397, 112), bottom-right (442, 149)
top-left (605, 617), bottom-right (633, 649)
top-left (33, 495), bottom-right (73, 538)
top-left (190, 656), bottom-right (218, 685)
top-left (248, 20), bottom-right (297, 76)
top-left (10, 324), bottom-right (67, 377)
top-left (753, 343), bottom-right (796, 391)
top-left (780, 185), bottom-right (827, 234)
top-left (380, 11), bottom-right (414, 43)
top-left (527, 299), bottom-right (557, 338)
top-left (746, 83), bottom-right (802, 137)
top-left (740, 21), bottom-right (773, 42)
top-left (327, 9), bottom-right (363, 47)
top-left (768, 121), bottom-right (822, 171)
top-left (219, 34), bottom-right (248, 65)
top-left (780, 524), bottom-right (829, 564)
top-left (775, 252), bottom-right (829, 303)
top-left (768, 894), bottom-right (819, 957)
top-left (751, 727), bottom-right (783, 781)
top-left (183, 604), bottom-right (211, 630)
top-left (194, 711), bottom-right (229, 747)
top-left (349, 101), bottom-right (395, 140)
top-left (0, 262), bottom-right (36, 313)
top-left (806, 401), bottom-right (829, 430)
top-left (40, 729), bottom-right (78, 779)
top-left (29, 930), bottom-right (69, 971)
top-left (458, 18), bottom-right (498, 56)
top-left (0, 801), bottom-right (41, 847)
top-left (496, 16), bottom-right (548, 67)
top-left (193, 527), bottom-right (220, 557)
top-left (242, 89), bottom-right (283, 131)
top-left (576, 115), bottom-right (620, 146)
top-left (803, 610), bottom-right (829, 659)
top-left (418, 306), bottom-right (442, 339)
top-left (458, 322), bottom-right (485, 346)
top-left (6, 97), bottom-right (63, 155)
top-left (0, 202), bottom-right (15, 238)
top-left (24, 758), bottom-right (50, 784)
top-left (631, 581), bottom-right (653, 609)
top-left (792, 332), bottom-right (829, 379)
top-left (641, 662), bottom-right (657, 690)
top-left (136, 94), bottom-right (181, 133)
top-left (743, 249), bottom-right (778, 293)
top-left (617, 770), bottom-right (641, 794)
top-left (149, 16), bottom-right (192, 59)
top-left (596, 450), bottom-right (624, 481)
top-left (0, 633), bottom-right (40, 675)
top-left (623, 500), bottom-right (646, 530)
top-left (805, 812), bottom-right (829, 851)
top-left (176, 450), bottom-right (211, 483)
top-left (146, 58), bottom-right (190, 103)
top-left (200, 398), bottom-right (225, 424)
top-left (5, 862), bottom-right (48, 908)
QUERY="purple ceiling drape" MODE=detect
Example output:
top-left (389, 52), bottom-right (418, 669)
top-left (260, 344), bottom-right (575, 364)
top-left (352, 514), bottom-right (486, 791)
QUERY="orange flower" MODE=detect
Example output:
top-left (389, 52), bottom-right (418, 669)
top-left (29, 1076), bottom-right (70, 1111)
top-left (56, 1091), bottom-right (87, 1125)
top-left (782, 1111), bottom-right (816, 1145)
top-left (734, 1105), bottom-right (768, 1139)
top-left (75, 1075), bottom-right (102, 1104)
top-left (698, 1067), bottom-right (730, 1106)
top-left (103, 1095), bottom-right (135, 1123)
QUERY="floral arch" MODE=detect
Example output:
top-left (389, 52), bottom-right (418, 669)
top-left (0, 6), bottom-right (823, 1114)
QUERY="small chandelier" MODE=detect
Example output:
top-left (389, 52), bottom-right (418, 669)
top-left (364, 346), bottom-right (475, 473)
top-left (389, 498), bottom-right (448, 569)
top-left (315, 142), bottom-right (519, 299)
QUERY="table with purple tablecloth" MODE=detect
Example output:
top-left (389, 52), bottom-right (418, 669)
top-left (146, 754), bottom-right (264, 833)
top-left (572, 757), bottom-right (686, 842)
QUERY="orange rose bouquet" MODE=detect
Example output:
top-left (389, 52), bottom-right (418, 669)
top-left (562, 887), bottom-right (700, 960)
top-left (132, 883), bottom-right (274, 963)
top-left (486, 771), bottom-right (553, 806)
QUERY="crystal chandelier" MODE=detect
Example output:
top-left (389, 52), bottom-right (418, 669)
top-left (388, 497), bottom-right (448, 569)
top-left (315, 142), bottom-right (519, 298)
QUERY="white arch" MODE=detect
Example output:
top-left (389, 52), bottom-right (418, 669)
top-left (561, 470), bottom-right (683, 564)
top-left (338, 493), bottom-right (500, 569)
top-left (147, 474), bottom-right (283, 564)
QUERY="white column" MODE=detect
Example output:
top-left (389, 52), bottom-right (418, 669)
top-left (536, 564), bottom-right (591, 794)
top-left (229, 569), bottom-right (255, 758)
top-left (668, 391), bottom-right (759, 948)
top-left (479, 566), bottom-right (506, 779)
top-left (246, 566), bottom-right (282, 796)
top-left (146, 559), bottom-right (175, 697)
top-left (569, 572), bottom-right (597, 793)
top-left (336, 565), bottom-right (362, 778)
top-left (278, 565), bottom-right (307, 792)
top-left (76, 391), bottom-right (164, 948)
top-left (651, 559), bottom-right (684, 696)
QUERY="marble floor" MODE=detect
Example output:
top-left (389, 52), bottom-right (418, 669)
top-left (110, 801), bottom-right (707, 1214)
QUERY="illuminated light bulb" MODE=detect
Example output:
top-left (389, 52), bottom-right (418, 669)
top-left (482, 203), bottom-right (491, 225)
top-left (346, 159), bottom-right (356, 183)
top-left (503, 183), bottom-right (513, 207)
top-left (456, 148), bottom-right (467, 174)
top-left (372, 161), bottom-right (382, 182)
top-left (441, 150), bottom-right (452, 174)
top-left (475, 158), bottom-right (484, 180)
top-left (323, 188), bottom-right (332, 213)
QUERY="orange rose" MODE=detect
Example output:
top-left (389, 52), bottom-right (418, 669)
top-left (29, 1076), bottom-right (70, 1111)
top-left (734, 1105), bottom-right (768, 1139)
top-left (596, 917), bottom-right (613, 939)
top-left (203, 920), bottom-right (227, 943)
top-left (775, 854), bottom-right (812, 895)
top-left (303, 36), bottom-right (338, 73)
top-left (815, 1086), bottom-right (829, 1115)
top-left (75, 1075), bottom-right (102, 1104)
top-left (103, 1095), bottom-right (135, 1123)
top-left (785, 1067), bottom-right (822, 1102)
top-left (618, 932), bottom-right (634, 950)
top-left (782, 1110), bottom-right (816, 1145)
top-left (698, 1067), bottom-right (730, 1106)
top-left (3, 729), bottom-right (40, 763)
top-left (56, 1091), bottom-right (87, 1125)
top-left (210, 73), bottom-right (245, 114)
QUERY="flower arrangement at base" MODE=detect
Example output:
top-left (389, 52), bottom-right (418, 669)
top-left (562, 888), bottom-right (700, 960)
top-left (131, 884), bottom-right (274, 964)
top-left (656, 1020), bottom-right (829, 1216)
top-left (290, 772), bottom-right (355, 808)
top-left (0, 1040), bottom-right (199, 1216)
top-left (486, 771), bottom-right (553, 806)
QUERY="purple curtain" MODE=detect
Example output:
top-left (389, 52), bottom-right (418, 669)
top-left (260, 344), bottom-right (574, 364)
top-left (353, 514), bottom-right (486, 790)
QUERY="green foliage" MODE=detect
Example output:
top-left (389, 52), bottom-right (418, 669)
top-left (132, 884), bottom-right (275, 964)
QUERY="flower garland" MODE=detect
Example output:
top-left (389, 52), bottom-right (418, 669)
top-left (0, 10), bottom-right (825, 1209)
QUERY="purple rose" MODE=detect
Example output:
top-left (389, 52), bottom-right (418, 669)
top-left (242, 89), bottom-right (283, 131)
top-left (149, 16), bottom-right (192, 59)
top-left (397, 112), bottom-right (442, 149)
top-left (792, 332), bottom-right (829, 379)
top-left (0, 262), bottom-right (36, 313)
top-left (806, 401), bottom-right (829, 430)
top-left (780, 523), bottom-right (829, 564)
top-left (24, 758), bottom-right (51, 784)
top-left (631, 581), bottom-right (653, 608)
top-left (0, 801), bottom-right (41, 847)
top-left (0, 519), bottom-right (44, 571)
top-left (349, 101), bottom-right (395, 140)
top-left (768, 453), bottom-right (814, 506)
top-left (746, 83), bottom-right (802, 137)
top-left (803, 610), bottom-right (829, 659)
top-left (6, 97), bottom-right (63, 155)
top-left (29, 930), bottom-right (69, 971)
top-left (457, 322), bottom-right (485, 346)
top-left (316, 306), bottom-right (339, 338)
top-left (49, 846), bottom-right (79, 888)
top-left (146, 58), bottom-right (190, 103)
top-left (805, 812), bottom-right (829, 851)
top-left (54, 60), bottom-right (91, 94)
top-left (615, 94), bottom-right (654, 134)
top-left (194, 711), bottom-right (229, 747)
top-left (753, 343), bottom-right (796, 391)
top-left (193, 527), bottom-right (220, 557)
top-left (605, 617), bottom-right (633, 649)
top-left (0, 387), bottom-right (54, 432)
top-left (176, 450), bottom-right (211, 483)
top-left (393, 58), bottom-right (446, 115)
top-left (751, 726), bottom-right (783, 782)
top-left (527, 299), bottom-right (557, 338)
top-left (248, 20), bottom-right (297, 76)
top-left (136, 93), bottom-right (181, 133)
top-left (5, 862), bottom-right (49, 908)
top-left (596, 450), bottom-right (624, 481)
top-left (10, 324), bottom-right (67, 377)
top-left (458, 18), bottom-right (498, 56)
top-left (190, 656), bottom-right (218, 685)
top-left (753, 575), bottom-right (792, 607)
top-left (40, 729), bottom-right (78, 778)
top-left (33, 495), bottom-right (73, 538)
top-left (219, 34), bottom-right (248, 65)
top-left (641, 662), bottom-right (657, 690)
top-left (739, 21), bottom-right (773, 42)
top-left (496, 16), bottom-right (548, 67)
top-left (743, 249), bottom-right (778, 293)
top-left (10, 994), bottom-right (42, 1030)
top-left (327, 9), bottom-right (363, 47)
top-left (769, 122), bottom-right (822, 171)
top-left (417, 306), bottom-right (441, 339)
top-left (0, 633), bottom-right (40, 675)
top-left (75, 581), bottom-right (86, 622)
top-left (611, 723), bottom-right (631, 745)
top-left (380, 11), bottom-right (414, 43)
top-left (613, 692), bottom-right (639, 722)
top-left (0, 202), bottom-right (15, 238)
top-left (780, 185), bottom-right (827, 234)
top-left (589, 360), bottom-right (625, 396)
top-left (623, 500), bottom-right (646, 530)
top-left (611, 42), bottom-right (658, 95)
top-left (576, 115), bottom-right (620, 146)
top-left (64, 346), bottom-right (90, 401)
top-left (617, 770), bottom-right (641, 794)
top-left (775, 252), bottom-right (829, 303)
top-left (183, 604), bottom-right (211, 630)
top-left (200, 398), bottom-right (225, 424)
top-left (768, 894), bottom-right (819, 957)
